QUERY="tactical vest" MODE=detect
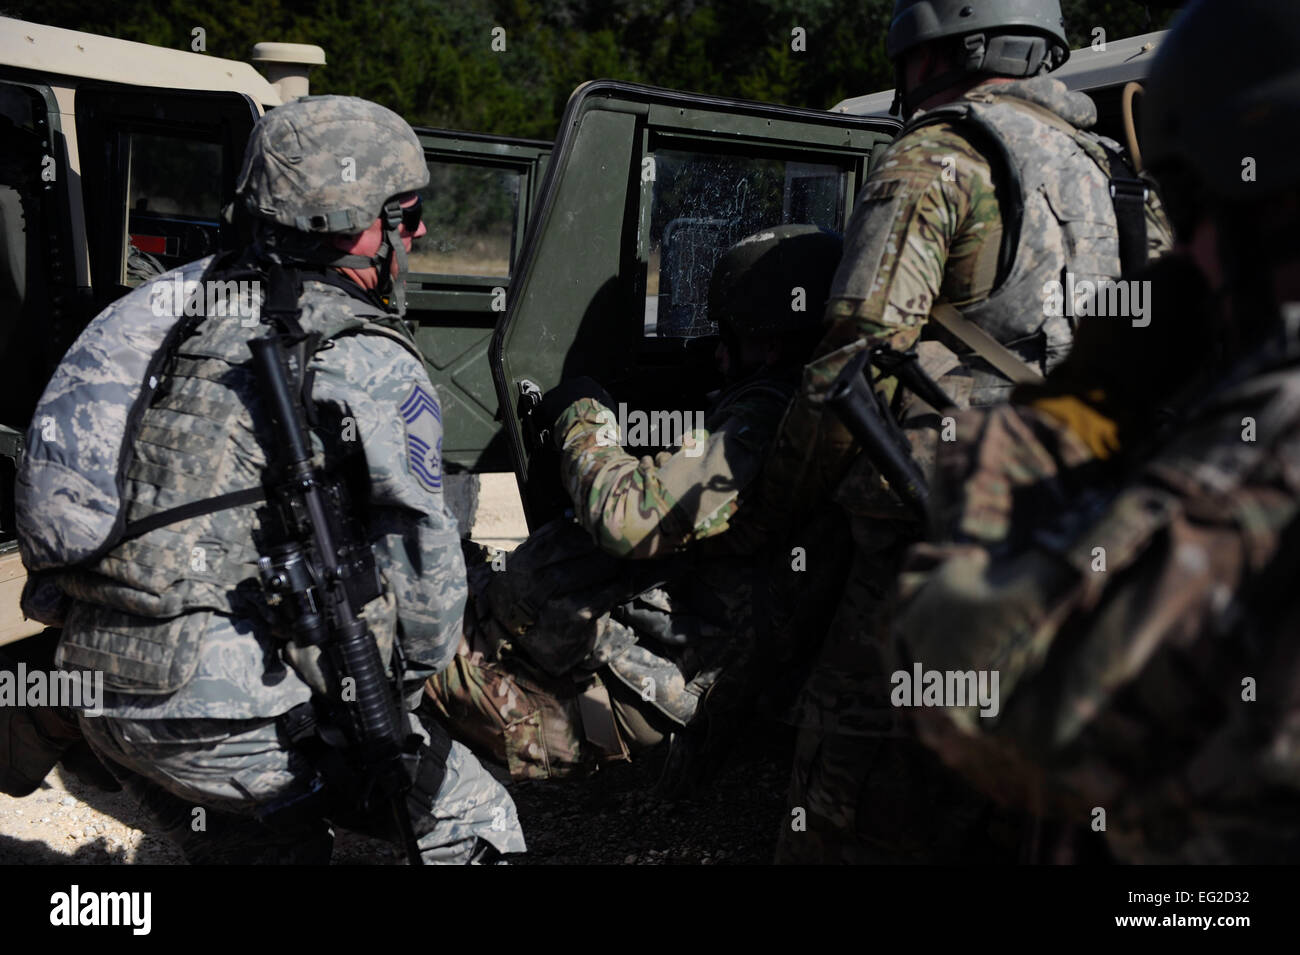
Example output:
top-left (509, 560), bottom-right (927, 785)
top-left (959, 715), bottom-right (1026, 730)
top-left (910, 87), bottom-right (1138, 407)
top-left (19, 255), bottom-right (419, 692)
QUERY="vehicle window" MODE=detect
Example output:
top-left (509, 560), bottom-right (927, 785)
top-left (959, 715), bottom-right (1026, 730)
top-left (123, 132), bottom-right (223, 285)
top-left (410, 160), bottom-right (522, 279)
top-left (645, 148), bottom-right (845, 338)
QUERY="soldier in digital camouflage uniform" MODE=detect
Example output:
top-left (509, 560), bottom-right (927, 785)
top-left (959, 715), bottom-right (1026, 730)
top-left (895, 0), bottom-right (1300, 864)
top-left (425, 226), bottom-right (852, 786)
top-left (762, 0), bottom-right (1173, 863)
top-left (15, 96), bottom-right (523, 863)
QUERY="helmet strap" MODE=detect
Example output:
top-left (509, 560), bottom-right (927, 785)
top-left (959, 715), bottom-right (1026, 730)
top-left (898, 34), bottom-right (987, 118)
top-left (378, 198), bottom-right (408, 317)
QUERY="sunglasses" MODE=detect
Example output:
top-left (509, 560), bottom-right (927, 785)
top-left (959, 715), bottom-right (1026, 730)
top-left (400, 194), bottom-right (423, 232)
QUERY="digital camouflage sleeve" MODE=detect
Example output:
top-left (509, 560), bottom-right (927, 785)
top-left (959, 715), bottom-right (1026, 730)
top-left (553, 382), bottom-right (792, 559)
top-left (311, 331), bottom-right (467, 676)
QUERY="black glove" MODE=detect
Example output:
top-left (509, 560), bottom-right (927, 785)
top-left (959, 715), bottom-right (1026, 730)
top-left (536, 376), bottom-right (614, 432)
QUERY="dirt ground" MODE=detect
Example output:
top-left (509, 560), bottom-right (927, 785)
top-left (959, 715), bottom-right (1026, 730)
top-left (0, 476), bottom-right (793, 865)
top-left (0, 725), bottom-right (794, 866)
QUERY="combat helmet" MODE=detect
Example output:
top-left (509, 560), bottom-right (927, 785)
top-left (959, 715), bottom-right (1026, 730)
top-left (234, 94), bottom-right (429, 314)
top-left (1141, 0), bottom-right (1300, 204)
top-left (885, 0), bottom-right (1070, 116)
top-left (708, 224), bottom-right (842, 341)
top-left (1140, 0), bottom-right (1300, 322)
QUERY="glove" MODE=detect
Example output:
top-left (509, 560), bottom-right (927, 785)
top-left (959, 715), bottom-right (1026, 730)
top-left (536, 376), bottom-right (614, 432)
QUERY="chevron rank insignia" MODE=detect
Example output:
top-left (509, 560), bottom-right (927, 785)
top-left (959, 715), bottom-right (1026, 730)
top-left (400, 383), bottom-right (443, 492)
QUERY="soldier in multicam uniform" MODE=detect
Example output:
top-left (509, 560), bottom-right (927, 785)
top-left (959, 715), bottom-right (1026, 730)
top-left (15, 96), bottom-right (523, 863)
top-left (895, 0), bottom-right (1300, 864)
top-left (762, 0), bottom-right (1172, 863)
top-left (425, 225), bottom-right (852, 785)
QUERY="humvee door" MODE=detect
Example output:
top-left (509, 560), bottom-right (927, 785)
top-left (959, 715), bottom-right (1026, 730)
top-left (405, 128), bottom-right (550, 473)
top-left (491, 80), bottom-right (899, 528)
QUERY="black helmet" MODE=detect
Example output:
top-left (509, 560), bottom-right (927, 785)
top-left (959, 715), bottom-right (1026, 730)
top-left (1141, 0), bottom-right (1300, 202)
top-left (708, 225), bottom-right (843, 339)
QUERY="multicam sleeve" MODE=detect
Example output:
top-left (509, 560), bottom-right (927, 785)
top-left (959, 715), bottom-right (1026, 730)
top-left (553, 394), bottom-right (779, 559)
top-left (758, 125), bottom-right (996, 530)
top-left (309, 333), bottom-right (467, 675)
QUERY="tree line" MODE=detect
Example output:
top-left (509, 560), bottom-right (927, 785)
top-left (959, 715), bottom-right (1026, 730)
top-left (7, 0), bottom-right (1175, 141)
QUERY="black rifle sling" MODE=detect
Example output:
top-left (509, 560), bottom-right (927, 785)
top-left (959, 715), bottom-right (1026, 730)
top-left (1103, 146), bottom-right (1151, 277)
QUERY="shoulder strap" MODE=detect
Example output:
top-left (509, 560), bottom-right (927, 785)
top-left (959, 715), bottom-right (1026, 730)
top-left (929, 302), bottom-right (1044, 385)
top-left (712, 374), bottom-right (796, 416)
top-left (118, 487), bottom-right (266, 544)
top-left (1100, 146), bottom-right (1150, 277)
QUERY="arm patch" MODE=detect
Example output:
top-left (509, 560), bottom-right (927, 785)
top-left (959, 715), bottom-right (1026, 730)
top-left (400, 383), bottom-right (443, 492)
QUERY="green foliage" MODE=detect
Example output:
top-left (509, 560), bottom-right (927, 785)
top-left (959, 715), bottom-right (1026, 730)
top-left (5, 0), bottom-right (1180, 139)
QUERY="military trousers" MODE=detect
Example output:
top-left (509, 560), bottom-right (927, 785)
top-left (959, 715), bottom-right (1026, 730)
top-left (774, 514), bottom-right (1025, 864)
top-left (423, 631), bottom-right (671, 781)
top-left (78, 706), bottom-right (526, 864)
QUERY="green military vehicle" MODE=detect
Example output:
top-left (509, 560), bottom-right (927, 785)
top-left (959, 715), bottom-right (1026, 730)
top-left (0, 17), bottom-right (1166, 647)
top-left (489, 30), bottom-right (1167, 528)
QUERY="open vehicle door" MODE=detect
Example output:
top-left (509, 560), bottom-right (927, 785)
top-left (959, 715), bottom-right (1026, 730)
top-left (404, 128), bottom-right (550, 473)
top-left (491, 80), bottom-right (900, 529)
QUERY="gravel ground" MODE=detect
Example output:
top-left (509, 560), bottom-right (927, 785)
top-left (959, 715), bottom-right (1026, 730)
top-left (0, 727), bottom-right (793, 865)
top-left (0, 767), bottom-right (184, 865)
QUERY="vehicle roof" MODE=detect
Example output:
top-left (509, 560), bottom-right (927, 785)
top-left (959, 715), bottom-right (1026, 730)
top-left (0, 16), bottom-right (283, 105)
top-left (830, 29), bottom-right (1166, 116)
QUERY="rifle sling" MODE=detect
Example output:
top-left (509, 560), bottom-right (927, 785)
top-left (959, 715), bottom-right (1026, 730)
top-left (119, 487), bottom-right (267, 543)
top-left (929, 302), bottom-right (1045, 386)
